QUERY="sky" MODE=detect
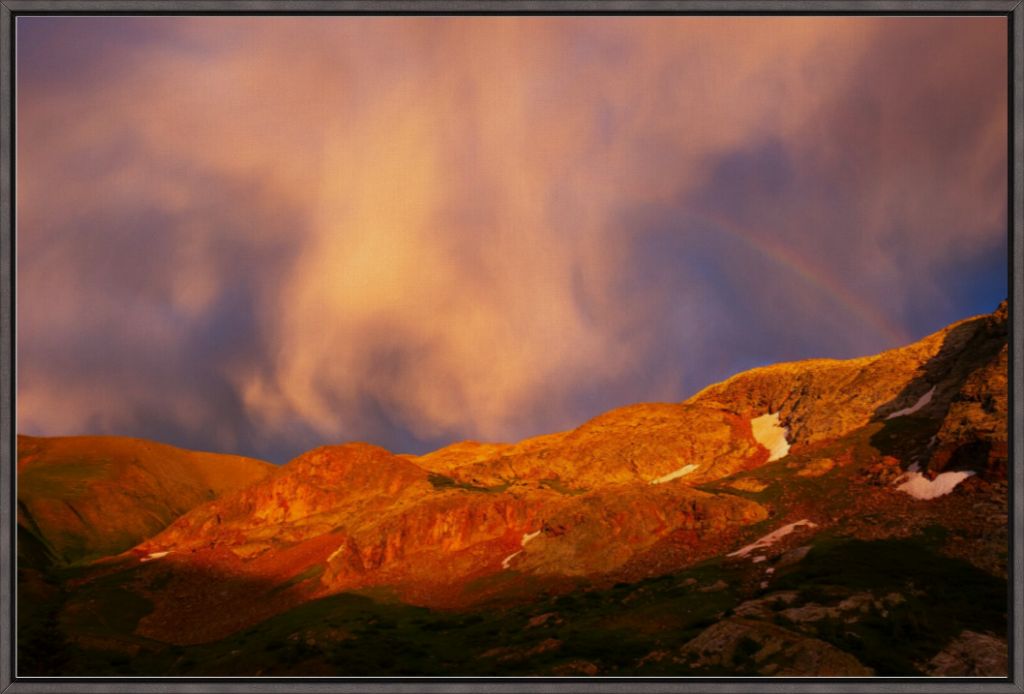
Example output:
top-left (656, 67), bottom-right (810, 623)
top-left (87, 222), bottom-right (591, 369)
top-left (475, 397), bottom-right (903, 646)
top-left (16, 16), bottom-right (1008, 463)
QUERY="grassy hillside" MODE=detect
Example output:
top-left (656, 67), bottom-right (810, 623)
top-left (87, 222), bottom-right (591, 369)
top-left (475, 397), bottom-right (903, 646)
top-left (18, 435), bottom-right (274, 566)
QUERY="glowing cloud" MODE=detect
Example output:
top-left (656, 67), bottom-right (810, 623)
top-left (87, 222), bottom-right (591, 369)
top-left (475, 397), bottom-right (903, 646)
top-left (16, 17), bottom-right (1007, 460)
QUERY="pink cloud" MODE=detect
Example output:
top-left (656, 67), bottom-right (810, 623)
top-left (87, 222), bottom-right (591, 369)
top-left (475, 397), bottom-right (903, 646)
top-left (16, 16), bottom-right (1007, 459)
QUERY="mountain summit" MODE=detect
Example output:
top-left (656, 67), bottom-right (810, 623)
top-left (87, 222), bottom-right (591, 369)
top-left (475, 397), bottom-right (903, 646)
top-left (18, 303), bottom-right (1009, 676)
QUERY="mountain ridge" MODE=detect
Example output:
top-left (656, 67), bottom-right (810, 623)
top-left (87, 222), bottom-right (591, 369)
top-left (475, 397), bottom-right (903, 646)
top-left (17, 301), bottom-right (1010, 676)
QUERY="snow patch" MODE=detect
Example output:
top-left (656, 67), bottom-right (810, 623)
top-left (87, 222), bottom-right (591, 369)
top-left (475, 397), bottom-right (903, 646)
top-left (650, 464), bottom-right (699, 485)
top-left (896, 470), bottom-right (974, 500)
top-left (751, 413), bottom-right (790, 462)
top-left (752, 555), bottom-right (767, 564)
top-left (501, 550), bottom-right (522, 569)
top-left (766, 567), bottom-right (775, 575)
top-left (327, 545), bottom-right (346, 563)
top-left (502, 530), bottom-right (542, 570)
top-left (141, 551), bottom-right (170, 563)
top-left (728, 519), bottom-right (818, 559)
top-left (886, 387), bottom-right (935, 419)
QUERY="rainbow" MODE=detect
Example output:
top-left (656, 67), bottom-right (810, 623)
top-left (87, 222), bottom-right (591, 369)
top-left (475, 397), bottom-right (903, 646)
top-left (679, 210), bottom-right (911, 347)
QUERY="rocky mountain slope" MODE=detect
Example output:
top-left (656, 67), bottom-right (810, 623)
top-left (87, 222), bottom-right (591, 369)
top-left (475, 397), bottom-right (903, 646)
top-left (17, 302), bottom-right (1009, 676)
top-left (17, 435), bottom-right (274, 567)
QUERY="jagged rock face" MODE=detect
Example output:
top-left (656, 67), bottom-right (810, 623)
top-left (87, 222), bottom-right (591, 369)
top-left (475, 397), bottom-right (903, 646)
top-left (16, 435), bottom-right (273, 565)
top-left (930, 308), bottom-right (1008, 478)
top-left (318, 489), bottom-right (564, 593)
top-left (685, 306), bottom-right (1007, 457)
top-left (685, 349), bottom-right (937, 446)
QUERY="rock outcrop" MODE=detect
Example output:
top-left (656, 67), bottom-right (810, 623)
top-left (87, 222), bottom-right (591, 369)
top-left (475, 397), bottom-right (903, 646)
top-left (926, 630), bottom-right (1008, 676)
top-left (676, 617), bottom-right (874, 675)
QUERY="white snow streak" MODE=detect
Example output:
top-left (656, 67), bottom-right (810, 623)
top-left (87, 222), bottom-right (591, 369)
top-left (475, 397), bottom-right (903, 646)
top-left (896, 470), bottom-right (974, 500)
top-left (886, 387), bottom-right (935, 419)
top-left (650, 464), bottom-right (699, 485)
top-left (728, 519), bottom-right (818, 559)
top-left (501, 550), bottom-right (522, 569)
top-left (141, 551), bottom-right (170, 563)
top-left (327, 545), bottom-right (346, 563)
top-left (751, 413), bottom-right (790, 462)
top-left (502, 530), bottom-right (542, 570)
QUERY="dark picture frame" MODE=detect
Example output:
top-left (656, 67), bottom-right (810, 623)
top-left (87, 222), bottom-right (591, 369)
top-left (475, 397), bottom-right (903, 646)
top-left (1, 1), bottom-right (1021, 692)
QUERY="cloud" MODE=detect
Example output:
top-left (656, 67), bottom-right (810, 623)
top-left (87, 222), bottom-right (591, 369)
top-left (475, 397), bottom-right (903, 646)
top-left (16, 17), bottom-right (1008, 461)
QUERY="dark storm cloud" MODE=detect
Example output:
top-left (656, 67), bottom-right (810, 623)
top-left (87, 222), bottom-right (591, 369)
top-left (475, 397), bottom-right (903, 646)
top-left (16, 17), bottom-right (1008, 461)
